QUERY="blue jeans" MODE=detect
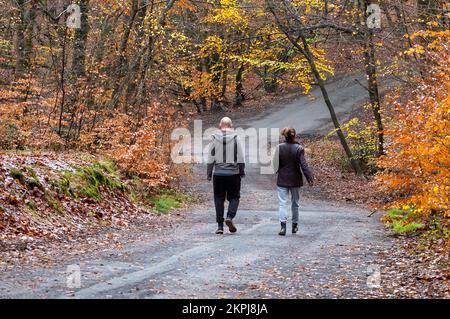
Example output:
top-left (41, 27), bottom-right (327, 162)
top-left (277, 186), bottom-right (300, 223)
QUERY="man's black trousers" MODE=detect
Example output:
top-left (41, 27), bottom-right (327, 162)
top-left (213, 174), bottom-right (241, 225)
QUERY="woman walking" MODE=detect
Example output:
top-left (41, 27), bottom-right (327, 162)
top-left (274, 128), bottom-right (314, 236)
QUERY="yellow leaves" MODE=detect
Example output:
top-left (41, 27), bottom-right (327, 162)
top-left (408, 29), bottom-right (450, 42)
top-left (404, 44), bottom-right (425, 56)
top-left (98, 0), bottom-right (128, 16)
top-left (290, 0), bottom-right (324, 10)
top-left (199, 36), bottom-right (224, 59)
top-left (427, 20), bottom-right (440, 27)
top-left (205, 0), bottom-right (249, 31)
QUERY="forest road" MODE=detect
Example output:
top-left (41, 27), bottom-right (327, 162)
top-left (0, 75), bottom-right (392, 298)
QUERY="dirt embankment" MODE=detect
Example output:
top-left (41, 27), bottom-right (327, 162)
top-left (0, 152), bottom-right (190, 265)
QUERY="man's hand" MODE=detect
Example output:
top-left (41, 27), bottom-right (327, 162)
top-left (207, 176), bottom-right (212, 181)
top-left (308, 180), bottom-right (314, 187)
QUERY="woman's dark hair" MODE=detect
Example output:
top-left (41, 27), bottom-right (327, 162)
top-left (281, 127), bottom-right (296, 143)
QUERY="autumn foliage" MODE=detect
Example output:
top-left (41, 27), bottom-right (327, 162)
top-left (1, 1), bottom-right (449, 226)
top-left (376, 30), bottom-right (450, 217)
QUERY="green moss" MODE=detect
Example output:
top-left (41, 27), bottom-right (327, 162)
top-left (96, 159), bottom-right (120, 176)
top-left (10, 168), bottom-right (25, 183)
top-left (9, 167), bottom-right (43, 190)
top-left (51, 173), bottom-right (77, 198)
top-left (26, 200), bottom-right (37, 211)
top-left (151, 191), bottom-right (191, 214)
top-left (25, 166), bottom-right (38, 179)
top-left (154, 195), bottom-right (181, 213)
top-left (129, 190), bottom-right (139, 205)
top-left (80, 184), bottom-right (101, 199)
top-left (55, 160), bottom-right (125, 200)
top-left (385, 208), bottom-right (404, 217)
top-left (25, 177), bottom-right (43, 191)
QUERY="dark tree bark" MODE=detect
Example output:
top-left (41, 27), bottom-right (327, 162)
top-left (300, 36), bottom-right (364, 176)
top-left (379, 1), bottom-right (394, 29)
top-left (262, 67), bottom-right (278, 93)
top-left (108, 0), bottom-right (139, 110)
top-left (72, 0), bottom-right (89, 78)
top-left (362, 34), bottom-right (384, 156)
top-left (14, 0), bottom-right (35, 76)
top-left (207, 51), bottom-right (223, 111)
top-left (124, 0), bottom-right (148, 113)
top-left (360, 0), bottom-right (384, 156)
top-left (58, 27), bottom-right (68, 137)
top-left (234, 63), bottom-right (245, 107)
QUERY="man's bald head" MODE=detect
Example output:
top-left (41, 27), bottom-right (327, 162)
top-left (219, 117), bottom-right (233, 130)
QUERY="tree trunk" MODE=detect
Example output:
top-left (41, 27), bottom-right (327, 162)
top-left (379, 1), bottom-right (394, 29)
top-left (361, 1), bottom-right (384, 156)
top-left (108, 0), bottom-right (139, 110)
top-left (72, 0), bottom-right (89, 78)
top-left (209, 51), bottom-right (222, 111)
top-left (234, 63), bottom-right (245, 107)
top-left (261, 65), bottom-right (278, 93)
top-left (125, 0), bottom-right (148, 113)
top-left (14, 0), bottom-right (35, 77)
top-left (95, 15), bottom-right (115, 63)
top-left (195, 58), bottom-right (208, 112)
top-left (300, 37), bottom-right (364, 176)
top-left (58, 27), bottom-right (68, 137)
top-left (363, 38), bottom-right (384, 157)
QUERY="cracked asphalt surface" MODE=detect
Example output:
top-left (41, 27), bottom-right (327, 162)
top-left (0, 76), bottom-right (392, 298)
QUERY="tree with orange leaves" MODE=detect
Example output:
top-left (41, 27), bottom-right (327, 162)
top-left (376, 30), bottom-right (450, 217)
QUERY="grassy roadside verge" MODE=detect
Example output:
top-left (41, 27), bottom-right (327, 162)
top-left (0, 152), bottom-right (192, 245)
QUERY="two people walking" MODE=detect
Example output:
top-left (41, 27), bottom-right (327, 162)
top-left (207, 117), bottom-right (313, 236)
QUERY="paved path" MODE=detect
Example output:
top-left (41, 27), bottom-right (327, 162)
top-left (0, 76), bottom-right (391, 298)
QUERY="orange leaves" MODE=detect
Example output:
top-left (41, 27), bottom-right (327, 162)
top-left (184, 68), bottom-right (220, 101)
top-left (376, 32), bottom-right (450, 216)
top-left (174, 0), bottom-right (197, 13)
top-left (0, 78), bottom-right (63, 149)
top-left (82, 104), bottom-right (187, 188)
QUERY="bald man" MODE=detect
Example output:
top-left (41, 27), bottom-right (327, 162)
top-left (207, 117), bottom-right (245, 234)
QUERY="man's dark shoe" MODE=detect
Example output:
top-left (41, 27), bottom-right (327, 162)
top-left (292, 223), bottom-right (299, 234)
top-left (216, 226), bottom-right (224, 234)
top-left (279, 222), bottom-right (287, 236)
top-left (225, 218), bottom-right (237, 233)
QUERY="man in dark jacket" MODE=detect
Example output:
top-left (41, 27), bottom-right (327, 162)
top-left (207, 117), bottom-right (245, 234)
top-left (273, 127), bottom-right (313, 236)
